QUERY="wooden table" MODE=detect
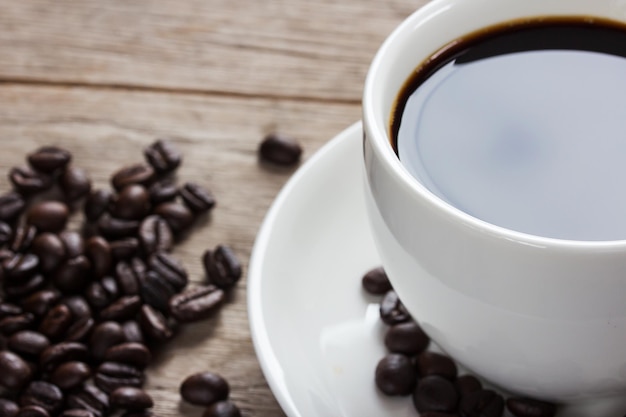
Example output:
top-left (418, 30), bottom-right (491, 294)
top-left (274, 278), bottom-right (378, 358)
top-left (0, 0), bottom-right (428, 415)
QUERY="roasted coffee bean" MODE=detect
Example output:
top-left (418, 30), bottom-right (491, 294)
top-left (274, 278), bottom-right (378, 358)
top-left (61, 166), bottom-right (91, 202)
top-left (115, 260), bottom-right (144, 296)
top-left (110, 387), bottom-right (153, 410)
top-left (31, 233), bottom-right (66, 273)
top-left (9, 167), bottom-right (52, 195)
top-left (110, 238), bottom-right (139, 261)
top-left (139, 271), bottom-right (175, 312)
top-left (120, 411), bottom-right (156, 417)
top-left (85, 237), bottom-right (111, 278)
top-left (144, 139), bottom-right (182, 174)
top-left (111, 164), bottom-right (155, 192)
top-left (16, 405), bottom-right (49, 417)
top-left (180, 372), bottom-right (229, 406)
top-left (66, 384), bottom-right (109, 417)
top-left (417, 352), bottom-right (458, 380)
top-left (53, 256), bottom-right (91, 293)
top-left (379, 290), bottom-right (411, 325)
top-left (0, 350), bottom-right (32, 390)
top-left (0, 314), bottom-right (35, 336)
top-left (97, 215), bottom-right (140, 239)
top-left (85, 277), bottom-right (119, 310)
top-left (99, 296), bottom-right (142, 322)
top-left (49, 361), bottom-right (92, 391)
top-left (506, 398), bottom-right (557, 417)
top-left (0, 303), bottom-right (23, 318)
top-left (138, 305), bottom-right (172, 342)
top-left (0, 221), bottom-right (12, 246)
top-left (19, 381), bottom-right (64, 415)
top-left (39, 304), bottom-right (73, 340)
top-left (60, 410), bottom-right (96, 417)
top-left (84, 189), bottom-right (112, 222)
top-left (4, 274), bottom-right (46, 299)
top-left (413, 375), bottom-right (459, 413)
top-left (385, 321), bottom-right (430, 355)
top-left (62, 296), bottom-right (92, 320)
top-left (259, 133), bottom-right (302, 165)
top-left (8, 331), bottom-right (50, 358)
top-left (179, 182), bottom-right (215, 213)
top-left (148, 180), bottom-right (178, 205)
top-left (455, 375), bottom-right (482, 399)
top-left (203, 401), bottom-right (242, 417)
top-left (21, 290), bottom-right (61, 317)
top-left (110, 185), bottom-right (150, 220)
top-left (95, 362), bottom-right (144, 393)
top-left (60, 231), bottom-right (85, 258)
top-left (147, 252), bottom-right (187, 291)
top-left (64, 316), bottom-right (95, 343)
top-left (3, 253), bottom-right (39, 282)
top-left (202, 245), bottom-right (241, 289)
top-left (27, 146), bottom-right (71, 173)
top-left (461, 389), bottom-right (505, 417)
top-left (0, 398), bottom-right (19, 417)
top-left (153, 202), bottom-right (193, 235)
top-left (103, 343), bottom-right (151, 369)
top-left (26, 201), bottom-right (69, 233)
top-left (362, 266), bottom-right (393, 295)
top-left (90, 321), bottom-right (125, 361)
top-left (169, 285), bottom-right (224, 323)
top-left (40, 342), bottom-right (89, 372)
top-left (138, 216), bottom-right (172, 254)
top-left (0, 192), bottom-right (25, 221)
top-left (121, 321), bottom-right (144, 344)
top-left (375, 353), bottom-right (416, 396)
top-left (9, 224), bottom-right (36, 254)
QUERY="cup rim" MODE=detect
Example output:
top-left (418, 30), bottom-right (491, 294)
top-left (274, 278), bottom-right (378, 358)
top-left (362, 0), bottom-right (626, 249)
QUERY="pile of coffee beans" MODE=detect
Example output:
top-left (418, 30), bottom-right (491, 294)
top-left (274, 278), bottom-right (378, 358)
top-left (0, 140), bottom-right (243, 417)
top-left (362, 267), bottom-right (558, 417)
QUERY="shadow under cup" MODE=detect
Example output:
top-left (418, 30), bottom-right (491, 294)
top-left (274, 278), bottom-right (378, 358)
top-left (362, 0), bottom-right (626, 410)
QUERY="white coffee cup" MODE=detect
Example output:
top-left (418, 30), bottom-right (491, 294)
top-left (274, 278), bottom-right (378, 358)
top-left (362, 0), bottom-right (626, 412)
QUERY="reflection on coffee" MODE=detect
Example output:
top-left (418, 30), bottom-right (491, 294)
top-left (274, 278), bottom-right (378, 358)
top-left (392, 18), bottom-right (626, 241)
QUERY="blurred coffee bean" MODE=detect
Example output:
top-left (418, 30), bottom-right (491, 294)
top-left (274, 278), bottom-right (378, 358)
top-left (121, 411), bottom-right (156, 417)
top-left (4, 274), bottom-right (46, 299)
top-left (379, 291), bottom-right (411, 325)
top-left (40, 342), bottom-right (89, 372)
top-left (3, 253), bottom-right (39, 282)
top-left (16, 405), bottom-right (49, 417)
top-left (60, 166), bottom-right (91, 202)
top-left (85, 237), bottom-right (112, 278)
top-left (110, 238), bottom-right (140, 261)
top-left (26, 201), bottom-right (69, 233)
top-left (95, 362), bottom-right (144, 393)
top-left (0, 192), bottom-right (25, 221)
top-left (104, 343), bottom-right (151, 369)
top-left (147, 180), bottom-right (178, 205)
top-left (413, 375), bottom-right (459, 413)
top-left (0, 303), bottom-right (23, 318)
top-left (0, 350), bottom-right (32, 390)
top-left (140, 271), bottom-right (175, 313)
top-left (416, 352), bottom-right (458, 380)
top-left (180, 372), bottom-right (229, 406)
top-left (49, 361), bottom-right (92, 391)
top-left (66, 384), bottom-right (109, 417)
top-left (53, 256), bottom-right (91, 293)
top-left (138, 305), bottom-right (172, 342)
top-left (10, 224), bottom-right (37, 254)
top-left (64, 316), bottom-right (95, 343)
top-left (506, 397), bottom-right (557, 417)
top-left (461, 390), bottom-right (505, 417)
top-left (27, 146), bottom-right (71, 173)
top-left (153, 202), bottom-right (193, 235)
top-left (60, 231), bottom-right (85, 258)
top-left (0, 313), bottom-right (35, 336)
top-left (259, 133), bottom-right (302, 165)
top-left (121, 321), bottom-right (144, 344)
top-left (111, 164), bottom-right (155, 192)
top-left (19, 381), bottom-right (64, 415)
top-left (138, 216), bottom-right (172, 254)
top-left (99, 296), bottom-right (142, 322)
top-left (385, 321), bottom-right (429, 355)
top-left (375, 353), bottom-right (416, 396)
top-left (62, 296), bottom-right (92, 320)
top-left (9, 167), bottom-right (52, 195)
top-left (148, 252), bottom-right (187, 291)
top-left (84, 189), bottom-right (112, 222)
top-left (111, 185), bottom-right (150, 220)
top-left (180, 183), bottom-right (215, 213)
top-left (59, 410), bottom-right (96, 417)
top-left (455, 375), bottom-right (482, 399)
top-left (21, 290), bottom-right (61, 317)
top-left (97, 215), bottom-right (140, 240)
top-left (110, 387), bottom-right (153, 410)
top-left (202, 245), bottom-right (241, 289)
top-left (144, 139), bottom-right (182, 174)
top-left (115, 259), bottom-right (144, 296)
top-left (0, 221), bottom-right (12, 246)
top-left (0, 398), bottom-right (19, 417)
top-left (8, 331), bottom-right (50, 358)
top-left (90, 322), bottom-right (125, 361)
top-left (202, 401), bottom-right (242, 417)
top-left (169, 285), bottom-right (224, 323)
top-left (31, 233), bottom-right (66, 273)
top-left (362, 266), bottom-right (392, 295)
top-left (85, 277), bottom-right (119, 310)
top-left (38, 304), bottom-right (73, 340)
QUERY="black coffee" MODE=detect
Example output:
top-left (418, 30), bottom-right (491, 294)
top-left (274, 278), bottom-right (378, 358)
top-left (392, 17), bottom-right (626, 241)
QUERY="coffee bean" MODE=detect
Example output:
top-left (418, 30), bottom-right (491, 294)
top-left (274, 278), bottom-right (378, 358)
top-left (148, 180), bottom-right (178, 205)
top-left (64, 316), bottom-right (95, 343)
top-left (461, 389), bottom-right (505, 417)
top-left (99, 296), bottom-right (142, 322)
top-left (8, 331), bottom-right (50, 358)
top-left (84, 189), bottom-right (112, 222)
top-left (0, 221), bottom-right (13, 246)
top-left (110, 387), bottom-right (153, 410)
top-left (153, 202), bottom-right (193, 235)
top-left (169, 285), bottom-right (224, 323)
top-left (121, 321), bottom-right (144, 344)
top-left (455, 375), bottom-right (482, 399)
top-left (0, 350), bottom-right (32, 390)
top-left (4, 274), bottom-right (46, 300)
top-left (111, 164), bottom-right (155, 192)
top-left (180, 372), bottom-right (229, 406)
top-left (60, 166), bottom-right (91, 202)
top-left (66, 384), bottom-right (109, 417)
top-left (0, 398), bottom-right (19, 417)
top-left (385, 321), bottom-right (430, 355)
top-left (97, 215), bottom-right (140, 240)
top-left (26, 201), bottom-right (69, 233)
top-left (9, 167), bottom-right (52, 195)
top-left (375, 353), bottom-right (416, 396)
top-left (144, 139), bottom-right (182, 174)
top-left (39, 304), bottom-right (73, 340)
top-left (0, 313), bottom-right (35, 336)
top-left (49, 361), bottom-right (92, 391)
top-left (16, 405), bottom-right (49, 417)
top-left (40, 342), bottom-right (89, 372)
top-left (379, 290), bottom-right (411, 325)
top-left (85, 237), bottom-right (112, 278)
top-left (90, 322), bottom-right (125, 361)
top-left (138, 305), bottom-right (172, 342)
top-left (111, 185), bottom-right (150, 220)
top-left (85, 277), bottom-right (119, 310)
top-left (413, 375), bottom-right (459, 413)
top-left (19, 381), bottom-right (64, 415)
top-left (202, 401), bottom-right (242, 417)
top-left (60, 231), bottom-right (85, 258)
top-left (103, 343), bottom-right (151, 369)
top-left (59, 410), bottom-right (96, 417)
top-left (362, 266), bottom-right (392, 295)
top-left (9, 224), bottom-right (37, 254)
top-left (259, 133), bottom-right (302, 165)
top-left (506, 397), bottom-right (557, 417)
top-left (62, 296), bottom-right (92, 320)
top-left (0, 192), bottom-right (25, 221)
top-left (110, 238), bottom-right (140, 261)
top-left (21, 290), bottom-right (61, 317)
top-left (3, 253), bottom-right (39, 282)
top-left (31, 233), bottom-right (66, 273)
top-left (202, 245), bottom-right (241, 289)
top-left (0, 303), bottom-right (23, 318)
top-left (53, 256), bottom-right (91, 293)
top-left (147, 252), bottom-right (187, 291)
top-left (138, 216), bottom-right (172, 254)
top-left (27, 146), bottom-right (71, 173)
top-left (179, 183), bottom-right (215, 213)
top-left (115, 259), bottom-right (145, 296)
top-left (139, 271), bottom-right (175, 313)
top-left (120, 411), bottom-right (156, 417)
top-left (95, 362), bottom-right (144, 394)
top-left (416, 352), bottom-right (458, 380)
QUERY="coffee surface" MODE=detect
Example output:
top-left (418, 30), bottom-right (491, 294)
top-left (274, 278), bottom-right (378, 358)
top-left (393, 18), bottom-right (626, 241)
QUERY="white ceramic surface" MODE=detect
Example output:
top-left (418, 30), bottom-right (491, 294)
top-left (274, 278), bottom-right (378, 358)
top-left (362, 0), bottom-right (626, 405)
